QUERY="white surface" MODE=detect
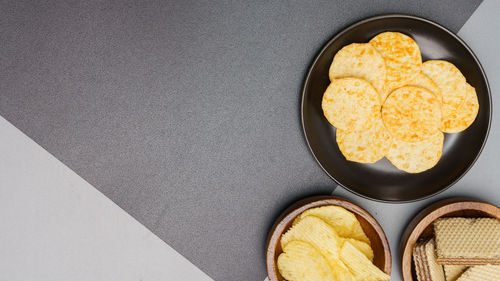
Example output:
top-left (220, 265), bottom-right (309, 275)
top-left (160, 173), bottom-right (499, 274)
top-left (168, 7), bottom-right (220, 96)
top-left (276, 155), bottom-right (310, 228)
top-left (0, 116), bottom-right (213, 281)
top-left (333, 1), bottom-right (500, 280)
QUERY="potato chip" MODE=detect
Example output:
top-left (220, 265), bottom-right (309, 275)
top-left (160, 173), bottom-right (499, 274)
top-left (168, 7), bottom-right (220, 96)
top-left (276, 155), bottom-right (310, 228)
top-left (408, 72), bottom-right (442, 102)
top-left (442, 83), bottom-right (479, 133)
top-left (329, 43), bottom-right (386, 96)
top-left (340, 241), bottom-right (390, 281)
top-left (336, 117), bottom-right (392, 163)
top-left (281, 216), bottom-right (355, 281)
top-left (294, 206), bottom-right (370, 243)
top-left (386, 132), bottom-right (444, 173)
top-left (341, 238), bottom-right (374, 261)
top-left (278, 241), bottom-right (336, 281)
top-left (322, 78), bottom-right (381, 131)
top-left (382, 86), bottom-right (442, 142)
top-left (281, 215), bottom-right (341, 262)
top-left (370, 32), bottom-right (422, 101)
top-left (422, 60), bottom-right (468, 119)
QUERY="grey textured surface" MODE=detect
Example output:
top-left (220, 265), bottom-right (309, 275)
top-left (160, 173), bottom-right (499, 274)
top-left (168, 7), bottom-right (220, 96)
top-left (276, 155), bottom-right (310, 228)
top-left (0, 1), bottom-right (482, 280)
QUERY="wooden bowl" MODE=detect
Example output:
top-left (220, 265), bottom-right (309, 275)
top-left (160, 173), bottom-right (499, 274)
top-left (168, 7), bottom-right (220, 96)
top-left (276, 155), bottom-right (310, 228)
top-left (266, 195), bottom-right (391, 281)
top-left (400, 198), bottom-right (500, 281)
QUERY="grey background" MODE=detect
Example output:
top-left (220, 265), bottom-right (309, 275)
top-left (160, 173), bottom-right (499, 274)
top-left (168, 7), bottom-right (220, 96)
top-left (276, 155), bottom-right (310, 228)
top-left (0, 1), bottom-right (482, 280)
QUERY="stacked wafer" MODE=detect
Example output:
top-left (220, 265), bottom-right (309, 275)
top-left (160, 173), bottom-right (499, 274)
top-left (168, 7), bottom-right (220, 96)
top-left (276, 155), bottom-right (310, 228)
top-left (323, 31), bottom-right (480, 173)
top-left (413, 217), bottom-right (500, 281)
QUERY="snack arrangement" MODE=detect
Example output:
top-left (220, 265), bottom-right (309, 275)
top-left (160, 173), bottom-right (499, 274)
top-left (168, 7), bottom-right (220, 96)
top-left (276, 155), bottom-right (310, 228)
top-left (277, 206), bottom-right (389, 281)
top-left (413, 217), bottom-right (500, 281)
top-left (322, 32), bottom-right (480, 173)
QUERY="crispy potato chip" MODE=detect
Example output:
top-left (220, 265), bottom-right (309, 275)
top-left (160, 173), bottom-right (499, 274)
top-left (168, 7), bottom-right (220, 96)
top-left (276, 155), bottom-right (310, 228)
top-left (336, 117), bottom-right (392, 163)
top-left (386, 132), bottom-right (444, 173)
top-left (382, 86), bottom-right (442, 142)
top-left (370, 32), bottom-right (422, 101)
top-left (408, 72), bottom-right (442, 102)
top-left (442, 83), bottom-right (479, 133)
top-left (278, 241), bottom-right (336, 281)
top-left (281, 216), bottom-right (355, 281)
top-left (422, 60), bottom-right (468, 119)
top-left (281, 216), bottom-right (341, 262)
top-left (341, 238), bottom-right (374, 261)
top-left (340, 241), bottom-right (391, 281)
top-left (329, 43), bottom-right (386, 96)
top-left (294, 206), bottom-right (370, 244)
top-left (322, 78), bottom-right (381, 131)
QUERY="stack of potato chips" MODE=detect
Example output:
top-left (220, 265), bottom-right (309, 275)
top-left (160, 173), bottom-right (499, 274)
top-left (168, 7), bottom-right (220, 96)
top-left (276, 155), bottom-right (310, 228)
top-left (277, 206), bottom-right (390, 281)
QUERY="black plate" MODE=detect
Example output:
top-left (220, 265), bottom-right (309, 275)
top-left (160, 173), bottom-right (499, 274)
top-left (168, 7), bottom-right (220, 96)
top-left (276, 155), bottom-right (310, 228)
top-left (301, 15), bottom-right (491, 202)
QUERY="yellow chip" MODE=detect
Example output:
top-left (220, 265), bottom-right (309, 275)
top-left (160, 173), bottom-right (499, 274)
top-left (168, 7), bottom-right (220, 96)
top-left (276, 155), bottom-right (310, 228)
top-left (294, 205), bottom-right (370, 243)
top-left (278, 241), bottom-right (336, 281)
top-left (422, 60), bottom-right (468, 119)
top-left (386, 132), bottom-right (444, 173)
top-left (408, 72), bottom-right (442, 102)
top-left (370, 32), bottom-right (422, 101)
top-left (281, 216), bottom-right (354, 281)
top-left (329, 43), bottom-right (386, 96)
top-left (442, 83), bottom-right (479, 133)
top-left (336, 117), bottom-right (392, 163)
top-left (341, 238), bottom-right (374, 261)
top-left (281, 216), bottom-right (341, 263)
top-left (322, 78), bottom-right (381, 131)
top-left (340, 241), bottom-right (391, 281)
top-left (382, 86), bottom-right (442, 142)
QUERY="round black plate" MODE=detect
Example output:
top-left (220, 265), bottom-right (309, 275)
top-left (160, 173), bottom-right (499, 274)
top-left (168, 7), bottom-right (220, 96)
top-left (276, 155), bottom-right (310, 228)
top-left (301, 15), bottom-right (491, 202)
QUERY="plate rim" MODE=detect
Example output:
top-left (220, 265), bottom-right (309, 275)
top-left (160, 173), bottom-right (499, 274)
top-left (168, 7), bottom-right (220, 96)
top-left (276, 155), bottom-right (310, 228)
top-left (300, 14), bottom-right (492, 203)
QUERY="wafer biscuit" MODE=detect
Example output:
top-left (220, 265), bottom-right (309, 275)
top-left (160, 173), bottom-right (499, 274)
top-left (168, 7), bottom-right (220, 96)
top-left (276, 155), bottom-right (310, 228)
top-left (414, 242), bottom-right (428, 281)
top-left (455, 265), bottom-right (500, 281)
top-left (329, 43), bottom-right (387, 96)
top-left (370, 32), bottom-right (422, 101)
top-left (434, 218), bottom-right (500, 265)
top-left (444, 265), bottom-right (468, 281)
top-left (322, 78), bottom-right (381, 131)
top-left (336, 117), bottom-right (392, 163)
top-left (382, 86), bottom-right (441, 142)
top-left (414, 239), bottom-right (446, 281)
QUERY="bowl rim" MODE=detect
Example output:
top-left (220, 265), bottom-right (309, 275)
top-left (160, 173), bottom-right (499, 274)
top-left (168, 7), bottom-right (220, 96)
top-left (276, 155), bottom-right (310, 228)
top-left (301, 13), bottom-right (492, 203)
top-left (266, 195), bottom-right (392, 281)
top-left (399, 198), bottom-right (500, 281)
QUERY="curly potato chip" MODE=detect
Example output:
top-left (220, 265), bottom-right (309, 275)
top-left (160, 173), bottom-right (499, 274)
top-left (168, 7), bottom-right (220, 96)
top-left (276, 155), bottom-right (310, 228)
top-left (422, 60), bottom-right (468, 119)
top-left (341, 238), bottom-right (374, 261)
top-left (281, 216), bottom-right (354, 281)
top-left (294, 206), bottom-right (370, 244)
top-left (329, 43), bottom-right (386, 97)
top-left (340, 241), bottom-right (391, 281)
top-left (382, 86), bottom-right (442, 142)
top-left (281, 216), bottom-right (341, 262)
top-left (370, 32), bottom-right (422, 101)
top-left (442, 83), bottom-right (479, 133)
top-left (386, 132), bottom-right (444, 173)
top-left (322, 78), bottom-right (381, 131)
top-left (278, 241), bottom-right (336, 281)
top-left (336, 117), bottom-right (392, 163)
